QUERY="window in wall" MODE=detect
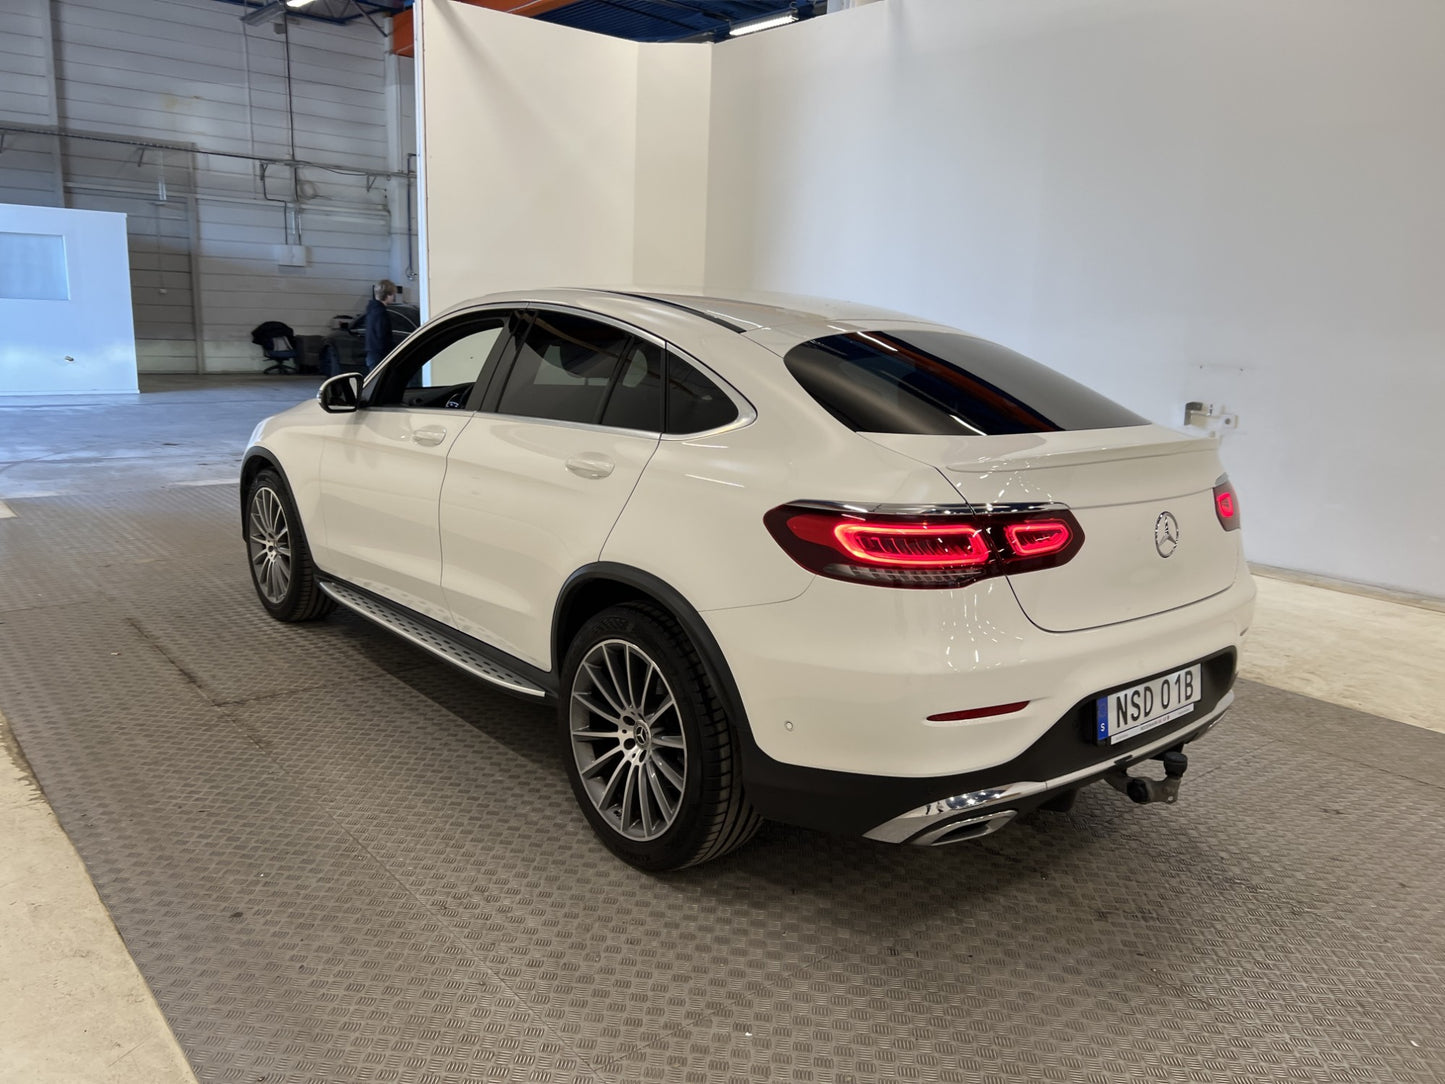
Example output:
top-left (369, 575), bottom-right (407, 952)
top-left (0, 233), bottom-right (70, 301)
top-left (496, 311), bottom-right (630, 424)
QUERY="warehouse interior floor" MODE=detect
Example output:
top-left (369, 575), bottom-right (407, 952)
top-left (2, 377), bottom-right (1442, 1084)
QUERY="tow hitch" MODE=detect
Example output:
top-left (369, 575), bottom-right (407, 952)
top-left (1106, 748), bottom-right (1188, 805)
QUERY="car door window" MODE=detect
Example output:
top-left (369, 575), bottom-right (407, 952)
top-left (599, 339), bottom-right (663, 432)
top-left (665, 353), bottom-right (738, 434)
top-left (495, 311), bottom-right (630, 424)
top-left (369, 316), bottom-right (507, 410)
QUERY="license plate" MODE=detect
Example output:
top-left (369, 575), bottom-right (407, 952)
top-left (1096, 664), bottom-right (1202, 744)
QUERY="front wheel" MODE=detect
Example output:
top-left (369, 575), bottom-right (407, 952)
top-left (244, 469), bottom-right (334, 622)
top-left (560, 604), bottom-right (760, 871)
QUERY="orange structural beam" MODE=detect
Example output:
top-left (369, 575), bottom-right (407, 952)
top-left (391, 7), bottom-right (414, 56)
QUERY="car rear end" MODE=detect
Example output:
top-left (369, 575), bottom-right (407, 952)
top-left (699, 322), bottom-right (1255, 845)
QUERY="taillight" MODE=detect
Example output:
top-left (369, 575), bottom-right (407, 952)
top-left (1213, 477), bottom-right (1241, 531)
top-left (1002, 520), bottom-right (1072, 558)
top-left (764, 503), bottom-right (1084, 589)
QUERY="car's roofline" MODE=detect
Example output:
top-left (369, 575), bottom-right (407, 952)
top-left (426, 287), bottom-right (956, 343)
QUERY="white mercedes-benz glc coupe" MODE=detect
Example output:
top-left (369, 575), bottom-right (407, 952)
top-left (242, 289), bottom-right (1255, 870)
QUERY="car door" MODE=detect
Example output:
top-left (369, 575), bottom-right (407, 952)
top-left (315, 311), bottom-right (509, 622)
top-left (439, 308), bottom-right (664, 669)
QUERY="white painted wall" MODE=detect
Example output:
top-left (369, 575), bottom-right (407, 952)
top-left (633, 44), bottom-right (711, 289)
top-left (417, 1), bottom-right (641, 314)
top-left (0, 0), bottom-right (412, 372)
top-left (416, 2), bottom-right (711, 314)
top-left (0, 202), bottom-right (138, 394)
top-left (703, 0), bottom-right (1445, 598)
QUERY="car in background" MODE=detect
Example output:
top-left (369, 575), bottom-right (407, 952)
top-left (240, 289), bottom-right (1254, 870)
top-left (317, 300), bottom-right (420, 375)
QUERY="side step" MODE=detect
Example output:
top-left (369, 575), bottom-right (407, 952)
top-left (320, 581), bottom-right (546, 699)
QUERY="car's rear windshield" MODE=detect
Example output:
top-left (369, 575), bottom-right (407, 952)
top-left (783, 330), bottom-right (1147, 435)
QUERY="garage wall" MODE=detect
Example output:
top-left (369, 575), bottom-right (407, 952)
top-left (0, 0), bottom-right (63, 206)
top-left (0, 0), bottom-right (412, 374)
top-left (703, 0), bottom-right (1445, 598)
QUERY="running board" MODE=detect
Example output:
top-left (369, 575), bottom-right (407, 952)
top-left (319, 581), bottom-right (546, 699)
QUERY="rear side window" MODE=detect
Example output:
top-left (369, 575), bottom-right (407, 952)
top-left (665, 354), bottom-right (737, 434)
top-left (600, 339), bottom-right (664, 431)
top-left (496, 311), bottom-right (629, 424)
top-left (783, 330), bottom-right (1146, 435)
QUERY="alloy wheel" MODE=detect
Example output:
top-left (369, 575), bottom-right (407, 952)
top-left (569, 639), bottom-right (688, 841)
top-left (247, 486), bottom-right (293, 605)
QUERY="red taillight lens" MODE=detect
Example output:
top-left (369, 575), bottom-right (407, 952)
top-left (1212, 478), bottom-right (1241, 531)
top-left (833, 521), bottom-right (990, 567)
top-left (1003, 519), bottom-right (1072, 558)
top-left (764, 504), bottom-right (1084, 589)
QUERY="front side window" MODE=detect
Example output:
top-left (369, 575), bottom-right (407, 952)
top-left (783, 330), bottom-right (1147, 436)
top-left (496, 311), bottom-right (631, 424)
top-left (369, 316), bottom-right (507, 409)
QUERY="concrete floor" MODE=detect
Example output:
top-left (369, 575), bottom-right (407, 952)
top-left (1, 375), bottom-right (1442, 1083)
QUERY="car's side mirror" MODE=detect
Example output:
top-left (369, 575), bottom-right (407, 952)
top-left (318, 372), bottom-right (361, 413)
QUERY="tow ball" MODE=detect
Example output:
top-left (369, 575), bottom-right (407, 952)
top-left (1106, 748), bottom-right (1188, 805)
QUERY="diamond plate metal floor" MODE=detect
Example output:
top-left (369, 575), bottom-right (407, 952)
top-left (1, 482), bottom-right (1443, 1083)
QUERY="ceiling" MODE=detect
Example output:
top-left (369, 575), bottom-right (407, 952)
top-left (214, 0), bottom-right (823, 42)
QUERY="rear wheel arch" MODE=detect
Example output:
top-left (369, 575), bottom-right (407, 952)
top-left (552, 565), bottom-right (754, 744)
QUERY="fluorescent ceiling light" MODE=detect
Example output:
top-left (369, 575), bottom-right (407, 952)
top-left (286, 0), bottom-right (320, 7)
top-left (728, 10), bottom-right (797, 36)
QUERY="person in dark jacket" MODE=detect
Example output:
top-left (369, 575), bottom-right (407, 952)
top-left (364, 279), bottom-right (397, 371)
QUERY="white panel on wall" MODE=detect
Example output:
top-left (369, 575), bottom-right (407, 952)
top-left (0, 202), bottom-right (138, 394)
top-left (417, 1), bottom-right (642, 313)
top-left (703, 0), bottom-right (1445, 598)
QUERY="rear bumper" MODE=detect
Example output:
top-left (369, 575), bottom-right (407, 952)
top-left (704, 559), bottom-right (1255, 780)
top-left (734, 650), bottom-right (1237, 838)
top-left (864, 689), bottom-right (1232, 844)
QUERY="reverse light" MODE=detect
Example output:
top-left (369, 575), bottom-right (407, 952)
top-left (1213, 477), bottom-right (1241, 531)
top-left (764, 503), bottom-right (1084, 589)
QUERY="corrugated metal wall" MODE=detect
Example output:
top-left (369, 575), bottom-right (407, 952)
top-left (0, 0), bottom-right (414, 372)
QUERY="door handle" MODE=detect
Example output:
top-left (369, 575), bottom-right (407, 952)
top-left (565, 453), bottom-right (615, 479)
top-left (413, 425), bottom-right (447, 447)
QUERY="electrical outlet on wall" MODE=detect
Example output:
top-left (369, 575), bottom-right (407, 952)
top-left (1184, 401), bottom-right (1240, 436)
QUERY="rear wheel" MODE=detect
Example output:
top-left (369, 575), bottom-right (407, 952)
top-left (560, 603), bottom-right (760, 871)
top-left (245, 469), bottom-right (334, 622)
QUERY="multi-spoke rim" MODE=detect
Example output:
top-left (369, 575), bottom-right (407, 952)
top-left (247, 486), bottom-right (293, 605)
top-left (569, 639), bottom-right (688, 842)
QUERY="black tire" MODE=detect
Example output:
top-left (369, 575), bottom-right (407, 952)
top-left (244, 469), bottom-right (334, 622)
top-left (559, 603), bottom-right (761, 871)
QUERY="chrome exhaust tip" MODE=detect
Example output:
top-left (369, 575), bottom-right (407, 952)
top-left (910, 808), bottom-right (1018, 846)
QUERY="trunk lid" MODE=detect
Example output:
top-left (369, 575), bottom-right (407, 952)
top-left (862, 426), bottom-right (1239, 631)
